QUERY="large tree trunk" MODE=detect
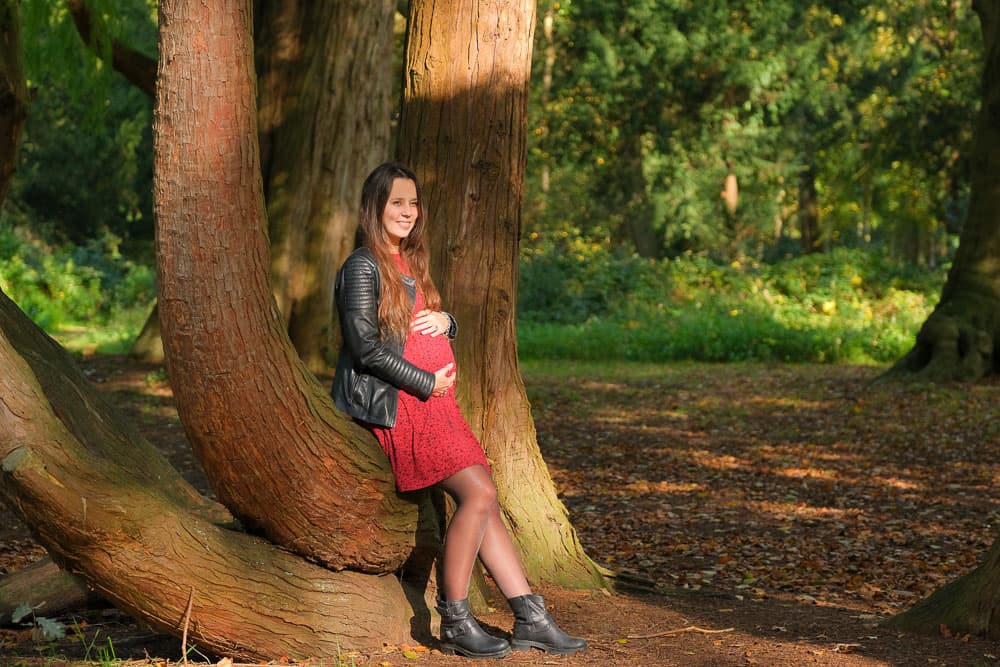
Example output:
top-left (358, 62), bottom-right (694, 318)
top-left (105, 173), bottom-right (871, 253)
top-left (398, 0), bottom-right (605, 589)
top-left (0, 292), bottom-right (417, 659)
top-left (889, 0), bottom-right (1000, 382)
top-left (154, 0), bottom-right (416, 571)
top-left (0, 7), bottom-right (422, 654)
top-left (255, 0), bottom-right (395, 373)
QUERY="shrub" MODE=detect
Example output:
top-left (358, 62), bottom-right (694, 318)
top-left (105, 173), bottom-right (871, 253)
top-left (518, 244), bottom-right (944, 364)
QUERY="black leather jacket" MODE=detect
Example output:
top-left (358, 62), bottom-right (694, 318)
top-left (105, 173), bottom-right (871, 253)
top-left (331, 247), bottom-right (456, 427)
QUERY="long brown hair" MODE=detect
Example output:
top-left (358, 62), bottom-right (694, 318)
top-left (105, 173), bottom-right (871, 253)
top-left (357, 162), bottom-right (442, 341)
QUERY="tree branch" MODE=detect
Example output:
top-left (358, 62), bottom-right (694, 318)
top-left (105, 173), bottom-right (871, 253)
top-left (66, 0), bottom-right (157, 99)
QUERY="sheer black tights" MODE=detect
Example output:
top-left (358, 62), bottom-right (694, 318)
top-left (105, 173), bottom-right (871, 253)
top-left (437, 465), bottom-right (531, 601)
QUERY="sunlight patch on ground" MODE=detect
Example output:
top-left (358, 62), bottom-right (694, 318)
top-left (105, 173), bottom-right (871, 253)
top-left (868, 475), bottom-right (921, 491)
top-left (777, 466), bottom-right (839, 480)
top-left (622, 480), bottom-right (704, 495)
top-left (680, 449), bottom-right (747, 471)
top-left (743, 499), bottom-right (862, 522)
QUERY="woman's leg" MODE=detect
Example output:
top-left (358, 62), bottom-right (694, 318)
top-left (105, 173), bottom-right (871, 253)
top-left (477, 502), bottom-right (531, 598)
top-left (438, 464), bottom-right (531, 599)
top-left (437, 465), bottom-right (498, 601)
top-left (438, 466), bottom-right (585, 655)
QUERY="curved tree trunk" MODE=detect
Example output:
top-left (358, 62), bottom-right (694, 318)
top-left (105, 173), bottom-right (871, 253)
top-left (398, 0), bottom-right (605, 589)
top-left (154, 0), bottom-right (416, 572)
top-left (0, 293), bottom-right (417, 659)
top-left (888, 0), bottom-right (1000, 382)
top-left (256, 0), bottom-right (395, 373)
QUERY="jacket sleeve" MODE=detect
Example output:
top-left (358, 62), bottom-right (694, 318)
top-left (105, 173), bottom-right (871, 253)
top-left (337, 254), bottom-right (436, 400)
top-left (443, 311), bottom-right (458, 339)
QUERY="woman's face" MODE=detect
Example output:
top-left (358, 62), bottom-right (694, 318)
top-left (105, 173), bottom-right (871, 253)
top-left (381, 178), bottom-right (419, 250)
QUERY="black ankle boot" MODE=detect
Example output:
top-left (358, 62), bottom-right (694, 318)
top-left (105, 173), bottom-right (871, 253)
top-left (436, 596), bottom-right (511, 659)
top-left (508, 594), bottom-right (587, 655)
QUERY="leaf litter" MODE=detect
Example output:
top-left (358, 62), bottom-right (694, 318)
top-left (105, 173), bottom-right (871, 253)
top-left (2, 358), bottom-right (1000, 666)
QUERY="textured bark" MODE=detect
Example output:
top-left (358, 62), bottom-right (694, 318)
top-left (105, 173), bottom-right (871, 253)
top-left (154, 0), bottom-right (416, 571)
top-left (0, 558), bottom-right (103, 626)
top-left (398, 0), bottom-right (605, 589)
top-left (889, 0), bottom-right (1000, 382)
top-left (0, 293), bottom-right (416, 658)
top-left (887, 534), bottom-right (1000, 638)
top-left (256, 0), bottom-right (395, 373)
top-left (0, 0), bottom-right (28, 205)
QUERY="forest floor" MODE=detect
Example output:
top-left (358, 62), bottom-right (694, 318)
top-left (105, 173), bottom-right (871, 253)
top-left (2, 357), bottom-right (1000, 667)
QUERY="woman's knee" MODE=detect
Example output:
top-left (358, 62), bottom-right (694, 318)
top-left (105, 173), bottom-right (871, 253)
top-left (445, 466), bottom-right (497, 512)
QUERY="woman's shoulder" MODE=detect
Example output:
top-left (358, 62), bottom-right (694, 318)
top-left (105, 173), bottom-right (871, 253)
top-left (341, 247), bottom-right (379, 275)
top-left (344, 246), bottom-right (376, 265)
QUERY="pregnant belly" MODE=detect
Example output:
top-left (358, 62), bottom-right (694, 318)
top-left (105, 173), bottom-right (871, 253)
top-left (403, 331), bottom-right (456, 372)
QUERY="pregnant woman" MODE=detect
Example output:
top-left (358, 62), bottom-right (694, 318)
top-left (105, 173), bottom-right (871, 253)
top-left (332, 162), bottom-right (586, 659)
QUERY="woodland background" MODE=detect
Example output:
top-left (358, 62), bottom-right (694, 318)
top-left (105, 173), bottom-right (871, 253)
top-left (1, 1), bottom-right (976, 360)
top-left (2, 1), bottom-right (999, 666)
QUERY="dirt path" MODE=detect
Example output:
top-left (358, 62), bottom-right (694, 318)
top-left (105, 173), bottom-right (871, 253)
top-left (2, 358), bottom-right (999, 666)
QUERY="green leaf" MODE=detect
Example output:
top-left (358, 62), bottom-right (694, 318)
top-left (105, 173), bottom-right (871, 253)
top-left (35, 616), bottom-right (67, 640)
top-left (11, 602), bottom-right (32, 624)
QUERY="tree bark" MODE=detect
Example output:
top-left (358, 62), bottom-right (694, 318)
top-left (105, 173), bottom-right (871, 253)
top-left (0, 293), bottom-right (418, 659)
top-left (0, 0), bottom-right (28, 205)
top-left (154, 0), bottom-right (417, 571)
top-left (255, 0), bottom-right (395, 373)
top-left (398, 0), bottom-right (605, 589)
top-left (888, 0), bottom-right (1000, 382)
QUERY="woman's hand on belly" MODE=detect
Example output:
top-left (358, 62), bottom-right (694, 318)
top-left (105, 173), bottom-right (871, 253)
top-left (411, 309), bottom-right (450, 337)
top-left (432, 362), bottom-right (456, 397)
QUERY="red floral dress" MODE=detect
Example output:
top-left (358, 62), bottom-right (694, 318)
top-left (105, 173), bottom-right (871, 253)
top-left (370, 256), bottom-right (491, 491)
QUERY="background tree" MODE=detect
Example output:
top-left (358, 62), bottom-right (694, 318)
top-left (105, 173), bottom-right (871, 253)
top-left (882, 0), bottom-right (1000, 639)
top-left (255, 0), bottom-right (395, 372)
top-left (887, 0), bottom-right (1000, 383)
top-left (27, 0), bottom-right (395, 370)
top-left (524, 0), bottom-right (980, 264)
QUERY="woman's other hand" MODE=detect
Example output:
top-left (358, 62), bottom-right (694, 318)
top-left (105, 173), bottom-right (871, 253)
top-left (432, 362), bottom-right (455, 397)
top-left (412, 309), bottom-right (450, 337)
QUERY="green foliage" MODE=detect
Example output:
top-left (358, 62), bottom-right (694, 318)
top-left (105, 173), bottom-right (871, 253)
top-left (12, 0), bottom-right (156, 245)
top-left (527, 0), bottom-right (981, 264)
top-left (519, 241), bottom-right (942, 364)
top-left (0, 224), bottom-right (154, 351)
